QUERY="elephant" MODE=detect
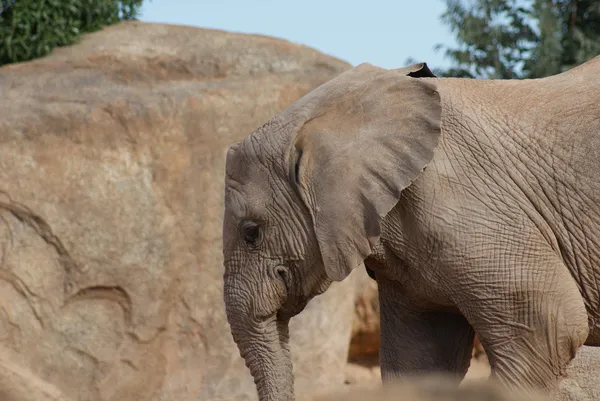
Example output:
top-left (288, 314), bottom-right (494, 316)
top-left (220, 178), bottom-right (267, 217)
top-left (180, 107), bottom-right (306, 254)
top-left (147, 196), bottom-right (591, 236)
top-left (222, 55), bottom-right (600, 401)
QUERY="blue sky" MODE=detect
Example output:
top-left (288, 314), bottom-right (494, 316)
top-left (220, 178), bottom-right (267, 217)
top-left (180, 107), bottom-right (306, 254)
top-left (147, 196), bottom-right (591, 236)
top-left (139, 0), bottom-right (457, 71)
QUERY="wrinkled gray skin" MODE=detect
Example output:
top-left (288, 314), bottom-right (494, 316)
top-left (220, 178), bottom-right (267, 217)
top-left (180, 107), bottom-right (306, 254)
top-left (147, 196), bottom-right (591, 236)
top-left (222, 56), bottom-right (600, 401)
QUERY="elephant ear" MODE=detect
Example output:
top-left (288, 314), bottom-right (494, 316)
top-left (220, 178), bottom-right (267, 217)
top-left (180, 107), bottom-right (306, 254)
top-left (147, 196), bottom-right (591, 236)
top-left (399, 62), bottom-right (437, 78)
top-left (291, 62), bottom-right (441, 281)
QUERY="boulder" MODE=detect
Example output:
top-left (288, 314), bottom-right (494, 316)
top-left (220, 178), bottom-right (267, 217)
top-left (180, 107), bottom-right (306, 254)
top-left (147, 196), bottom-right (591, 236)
top-left (0, 21), bottom-right (352, 401)
top-left (557, 346), bottom-right (600, 401)
top-left (348, 271), bottom-right (380, 364)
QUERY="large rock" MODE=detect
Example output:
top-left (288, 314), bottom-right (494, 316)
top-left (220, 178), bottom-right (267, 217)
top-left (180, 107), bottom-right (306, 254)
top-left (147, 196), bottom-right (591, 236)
top-left (348, 271), bottom-right (380, 363)
top-left (0, 21), bottom-right (352, 401)
top-left (557, 346), bottom-right (600, 401)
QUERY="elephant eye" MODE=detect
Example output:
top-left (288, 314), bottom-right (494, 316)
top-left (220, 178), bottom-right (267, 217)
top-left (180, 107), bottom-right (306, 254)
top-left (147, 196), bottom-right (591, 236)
top-left (241, 221), bottom-right (261, 247)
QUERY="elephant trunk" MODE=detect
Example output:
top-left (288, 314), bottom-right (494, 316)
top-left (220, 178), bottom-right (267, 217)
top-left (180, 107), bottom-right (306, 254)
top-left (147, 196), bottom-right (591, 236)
top-left (224, 276), bottom-right (294, 401)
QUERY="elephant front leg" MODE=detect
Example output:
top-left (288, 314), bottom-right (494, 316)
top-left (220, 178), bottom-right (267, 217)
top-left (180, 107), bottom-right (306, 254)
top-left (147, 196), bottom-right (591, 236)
top-left (378, 278), bottom-right (475, 382)
top-left (455, 256), bottom-right (589, 398)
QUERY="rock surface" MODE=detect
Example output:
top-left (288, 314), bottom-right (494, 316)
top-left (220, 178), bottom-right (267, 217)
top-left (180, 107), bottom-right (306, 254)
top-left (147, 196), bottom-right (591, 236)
top-left (0, 21), bottom-right (352, 401)
top-left (556, 346), bottom-right (600, 401)
top-left (348, 274), bottom-right (380, 363)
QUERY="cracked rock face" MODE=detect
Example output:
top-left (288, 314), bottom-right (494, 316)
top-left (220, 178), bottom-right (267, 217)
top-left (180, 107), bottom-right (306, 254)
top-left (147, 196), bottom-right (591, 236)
top-left (0, 21), bottom-right (351, 401)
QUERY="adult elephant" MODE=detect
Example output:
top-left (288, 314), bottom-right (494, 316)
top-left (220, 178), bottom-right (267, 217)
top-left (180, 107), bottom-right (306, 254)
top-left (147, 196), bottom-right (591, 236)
top-left (221, 56), bottom-right (600, 401)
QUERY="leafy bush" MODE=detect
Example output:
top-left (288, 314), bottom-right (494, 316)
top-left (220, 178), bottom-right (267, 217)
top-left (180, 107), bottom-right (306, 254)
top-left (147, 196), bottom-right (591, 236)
top-left (0, 0), bottom-right (144, 66)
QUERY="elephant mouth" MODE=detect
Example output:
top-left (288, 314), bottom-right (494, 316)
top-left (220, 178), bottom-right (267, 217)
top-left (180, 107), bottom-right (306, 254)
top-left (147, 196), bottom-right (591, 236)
top-left (278, 299), bottom-right (308, 321)
top-left (270, 261), bottom-right (311, 320)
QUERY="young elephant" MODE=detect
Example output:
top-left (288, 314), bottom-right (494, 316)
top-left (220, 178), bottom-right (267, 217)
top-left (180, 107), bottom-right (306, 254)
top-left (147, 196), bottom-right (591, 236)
top-left (222, 57), bottom-right (600, 401)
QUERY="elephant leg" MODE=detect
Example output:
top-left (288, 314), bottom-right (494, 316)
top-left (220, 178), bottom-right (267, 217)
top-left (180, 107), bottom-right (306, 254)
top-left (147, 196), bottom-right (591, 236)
top-left (456, 256), bottom-right (589, 397)
top-left (378, 278), bottom-right (475, 382)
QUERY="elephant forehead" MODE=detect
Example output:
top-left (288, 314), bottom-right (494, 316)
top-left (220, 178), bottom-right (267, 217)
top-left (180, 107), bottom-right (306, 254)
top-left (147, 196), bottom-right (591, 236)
top-left (226, 131), bottom-right (290, 179)
top-left (224, 174), bottom-right (273, 218)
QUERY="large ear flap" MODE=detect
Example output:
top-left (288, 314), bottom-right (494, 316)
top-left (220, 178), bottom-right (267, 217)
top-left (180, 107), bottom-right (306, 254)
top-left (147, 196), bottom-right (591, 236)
top-left (292, 62), bottom-right (441, 281)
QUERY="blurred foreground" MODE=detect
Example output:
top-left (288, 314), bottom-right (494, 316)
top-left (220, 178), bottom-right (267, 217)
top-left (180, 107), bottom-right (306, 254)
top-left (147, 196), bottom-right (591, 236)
top-left (306, 375), bottom-right (546, 401)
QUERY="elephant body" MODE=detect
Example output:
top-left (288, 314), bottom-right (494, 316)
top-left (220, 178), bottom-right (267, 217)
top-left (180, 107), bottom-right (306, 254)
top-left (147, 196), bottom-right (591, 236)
top-left (370, 63), bottom-right (600, 387)
top-left (222, 56), bottom-right (600, 401)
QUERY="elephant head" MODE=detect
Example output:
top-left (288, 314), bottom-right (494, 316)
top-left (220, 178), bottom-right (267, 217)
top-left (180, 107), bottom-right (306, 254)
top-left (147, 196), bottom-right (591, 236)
top-left (222, 62), bottom-right (441, 401)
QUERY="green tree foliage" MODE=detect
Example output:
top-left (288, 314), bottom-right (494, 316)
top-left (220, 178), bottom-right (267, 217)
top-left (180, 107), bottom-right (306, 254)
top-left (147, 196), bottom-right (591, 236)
top-left (436, 0), bottom-right (600, 79)
top-left (0, 0), bottom-right (144, 66)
